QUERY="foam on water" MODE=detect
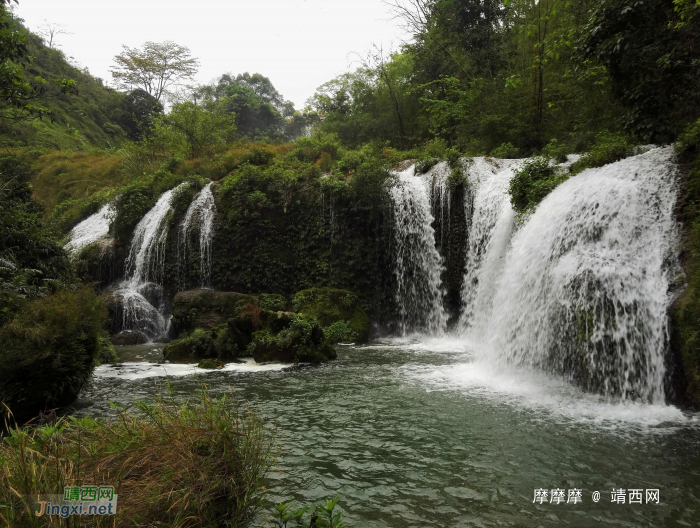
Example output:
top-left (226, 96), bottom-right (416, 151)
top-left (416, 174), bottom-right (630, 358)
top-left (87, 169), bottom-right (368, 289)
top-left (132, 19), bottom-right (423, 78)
top-left (65, 203), bottom-right (114, 255)
top-left (94, 357), bottom-right (289, 380)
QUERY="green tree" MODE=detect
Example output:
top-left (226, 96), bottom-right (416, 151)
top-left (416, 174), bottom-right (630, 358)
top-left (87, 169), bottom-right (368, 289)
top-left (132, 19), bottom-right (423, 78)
top-left (110, 41), bottom-right (199, 102)
top-left (153, 97), bottom-right (236, 158)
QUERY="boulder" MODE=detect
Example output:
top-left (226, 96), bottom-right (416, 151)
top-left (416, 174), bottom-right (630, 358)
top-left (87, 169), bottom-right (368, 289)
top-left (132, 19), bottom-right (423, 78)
top-left (249, 315), bottom-right (336, 364)
top-left (170, 289), bottom-right (255, 337)
top-left (110, 330), bottom-right (149, 346)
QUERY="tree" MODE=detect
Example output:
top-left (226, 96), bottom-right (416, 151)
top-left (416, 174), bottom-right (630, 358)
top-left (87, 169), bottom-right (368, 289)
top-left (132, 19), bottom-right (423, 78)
top-left (110, 41), bottom-right (199, 103)
top-left (37, 19), bottom-right (72, 49)
top-left (117, 88), bottom-right (163, 140)
top-left (153, 98), bottom-right (236, 158)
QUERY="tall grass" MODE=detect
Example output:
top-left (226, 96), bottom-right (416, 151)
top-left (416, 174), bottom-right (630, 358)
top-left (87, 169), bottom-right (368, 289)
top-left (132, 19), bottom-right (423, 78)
top-left (0, 386), bottom-right (275, 527)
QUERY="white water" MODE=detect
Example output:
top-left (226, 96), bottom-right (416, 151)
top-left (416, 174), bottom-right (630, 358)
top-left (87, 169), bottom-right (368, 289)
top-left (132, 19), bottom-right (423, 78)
top-left (65, 203), bottom-right (114, 255)
top-left (390, 166), bottom-right (448, 335)
top-left (179, 182), bottom-right (216, 287)
top-left (115, 185), bottom-right (185, 339)
top-left (458, 158), bottom-right (521, 332)
top-left (456, 147), bottom-right (681, 402)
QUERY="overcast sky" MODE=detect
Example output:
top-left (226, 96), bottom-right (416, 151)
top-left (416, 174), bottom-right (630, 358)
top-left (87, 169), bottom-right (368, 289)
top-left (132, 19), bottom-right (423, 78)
top-left (15, 0), bottom-right (407, 109)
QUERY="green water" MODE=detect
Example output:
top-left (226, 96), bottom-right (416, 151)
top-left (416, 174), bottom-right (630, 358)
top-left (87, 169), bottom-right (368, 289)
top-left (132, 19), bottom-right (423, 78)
top-left (74, 338), bottom-right (700, 527)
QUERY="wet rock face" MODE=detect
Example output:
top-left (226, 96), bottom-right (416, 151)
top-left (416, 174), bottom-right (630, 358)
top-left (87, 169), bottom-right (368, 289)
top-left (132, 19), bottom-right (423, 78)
top-left (110, 330), bottom-right (149, 346)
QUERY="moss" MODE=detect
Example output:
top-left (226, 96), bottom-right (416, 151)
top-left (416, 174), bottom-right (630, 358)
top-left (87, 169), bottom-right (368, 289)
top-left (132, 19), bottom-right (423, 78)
top-left (669, 120), bottom-right (700, 406)
top-left (508, 157), bottom-right (569, 214)
top-left (569, 132), bottom-right (635, 175)
top-left (259, 293), bottom-right (287, 312)
top-left (170, 289), bottom-right (256, 337)
top-left (292, 288), bottom-right (370, 343)
top-left (247, 315), bottom-right (336, 364)
top-left (96, 334), bottom-right (118, 365)
top-left (164, 328), bottom-right (218, 360)
top-left (197, 358), bottom-right (226, 369)
top-left (0, 288), bottom-right (108, 420)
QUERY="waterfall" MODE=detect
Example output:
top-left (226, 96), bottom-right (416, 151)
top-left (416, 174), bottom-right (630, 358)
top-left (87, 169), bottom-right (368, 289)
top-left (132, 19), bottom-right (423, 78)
top-left (65, 203), bottom-right (115, 255)
top-left (390, 165), bottom-right (448, 335)
top-left (115, 185), bottom-right (184, 339)
top-left (460, 147), bottom-right (680, 402)
top-left (458, 158), bottom-right (521, 332)
top-left (179, 182), bottom-right (216, 287)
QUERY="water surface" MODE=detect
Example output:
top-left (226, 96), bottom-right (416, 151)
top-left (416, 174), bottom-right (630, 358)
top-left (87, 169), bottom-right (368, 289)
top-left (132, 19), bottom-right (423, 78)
top-left (74, 339), bottom-right (700, 527)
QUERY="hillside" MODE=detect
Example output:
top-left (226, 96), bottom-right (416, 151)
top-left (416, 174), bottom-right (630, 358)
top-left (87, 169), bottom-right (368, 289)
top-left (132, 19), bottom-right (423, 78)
top-left (1, 22), bottom-right (127, 150)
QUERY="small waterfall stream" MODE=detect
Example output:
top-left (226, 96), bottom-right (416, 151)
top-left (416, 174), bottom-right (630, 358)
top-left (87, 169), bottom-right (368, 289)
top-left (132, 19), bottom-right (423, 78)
top-left (65, 203), bottom-right (115, 255)
top-left (116, 185), bottom-right (185, 339)
top-left (179, 182), bottom-right (216, 287)
top-left (459, 147), bottom-right (681, 402)
top-left (390, 165), bottom-right (447, 335)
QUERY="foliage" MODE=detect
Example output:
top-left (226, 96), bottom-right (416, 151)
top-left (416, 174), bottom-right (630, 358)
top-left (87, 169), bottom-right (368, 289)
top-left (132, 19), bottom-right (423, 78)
top-left (116, 88), bottom-right (163, 140)
top-left (568, 131), bottom-right (634, 175)
top-left (265, 495), bottom-right (348, 528)
top-left (489, 142), bottom-right (521, 159)
top-left (292, 288), bottom-right (370, 343)
top-left (0, 5), bottom-right (76, 135)
top-left (152, 98), bottom-right (237, 159)
top-left (0, 386), bottom-right (275, 527)
top-left (580, 0), bottom-right (700, 142)
top-left (196, 72), bottom-right (296, 141)
top-left (247, 314), bottom-right (336, 364)
top-left (110, 181), bottom-right (155, 241)
top-left (508, 156), bottom-right (568, 214)
top-left (110, 41), bottom-right (199, 102)
top-left (0, 287), bottom-right (107, 420)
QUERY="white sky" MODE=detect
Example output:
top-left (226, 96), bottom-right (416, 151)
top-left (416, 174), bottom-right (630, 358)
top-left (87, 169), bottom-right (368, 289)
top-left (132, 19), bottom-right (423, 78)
top-left (15, 0), bottom-right (407, 109)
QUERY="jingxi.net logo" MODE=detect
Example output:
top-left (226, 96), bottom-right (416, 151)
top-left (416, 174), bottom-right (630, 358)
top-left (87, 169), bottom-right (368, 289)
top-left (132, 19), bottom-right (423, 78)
top-left (34, 486), bottom-right (117, 518)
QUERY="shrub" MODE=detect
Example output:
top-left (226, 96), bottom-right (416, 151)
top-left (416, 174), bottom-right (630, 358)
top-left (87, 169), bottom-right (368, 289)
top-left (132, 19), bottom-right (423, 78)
top-left (247, 147), bottom-right (275, 166)
top-left (508, 157), bottom-right (568, 214)
top-left (489, 142), bottom-right (521, 159)
top-left (415, 157), bottom-right (439, 174)
top-left (323, 320), bottom-right (357, 344)
top-left (110, 182), bottom-right (155, 241)
top-left (292, 288), bottom-right (370, 343)
top-left (0, 288), bottom-right (108, 421)
top-left (0, 387), bottom-right (274, 527)
top-left (569, 132), bottom-right (634, 175)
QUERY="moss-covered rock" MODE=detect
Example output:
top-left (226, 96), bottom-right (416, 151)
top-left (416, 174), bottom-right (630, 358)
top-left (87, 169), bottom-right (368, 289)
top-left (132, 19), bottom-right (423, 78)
top-left (0, 288), bottom-right (108, 421)
top-left (110, 329), bottom-right (149, 346)
top-left (292, 288), bottom-right (370, 343)
top-left (197, 358), bottom-right (226, 369)
top-left (170, 289), bottom-right (256, 337)
top-left (164, 328), bottom-right (218, 360)
top-left (248, 315), bottom-right (336, 364)
top-left (97, 335), bottom-right (119, 364)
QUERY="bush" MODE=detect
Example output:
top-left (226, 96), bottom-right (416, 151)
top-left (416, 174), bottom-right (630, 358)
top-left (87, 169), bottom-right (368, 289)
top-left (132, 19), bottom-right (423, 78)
top-left (292, 288), bottom-right (370, 343)
top-left (508, 157), bottom-right (568, 214)
top-left (0, 288), bottom-right (108, 420)
top-left (0, 387), bottom-right (274, 527)
top-left (247, 315), bottom-right (336, 364)
top-left (323, 320), bottom-right (357, 344)
top-left (489, 142), bottom-right (521, 159)
top-left (415, 157), bottom-right (439, 174)
top-left (110, 182), bottom-right (155, 241)
top-left (569, 132), bottom-right (634, 175)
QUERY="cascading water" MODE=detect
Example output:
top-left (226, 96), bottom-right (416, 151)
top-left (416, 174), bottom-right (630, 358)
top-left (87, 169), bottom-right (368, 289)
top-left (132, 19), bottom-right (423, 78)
top-left (65, 203), bottom-right (115, 255)
top-left (115, 185), bottom-right (185, 339)
top-left (390, 165), bottom-right (448, 335)
top-left (458, 158), bottom-right (521, 332)
top-left (460, 147), bottom-right (681, 402)
top-left (179, 182), bottom-right (216, 287)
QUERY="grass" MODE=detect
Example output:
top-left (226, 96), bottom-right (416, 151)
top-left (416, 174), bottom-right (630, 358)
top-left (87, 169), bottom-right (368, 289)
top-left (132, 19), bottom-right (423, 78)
top-left (0, 385), bottom-right (275, 527)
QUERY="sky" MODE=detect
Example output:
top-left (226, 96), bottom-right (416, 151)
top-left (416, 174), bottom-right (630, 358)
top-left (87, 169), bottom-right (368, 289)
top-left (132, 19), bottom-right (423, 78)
top-left (15, 0), bottom-right (407, 109)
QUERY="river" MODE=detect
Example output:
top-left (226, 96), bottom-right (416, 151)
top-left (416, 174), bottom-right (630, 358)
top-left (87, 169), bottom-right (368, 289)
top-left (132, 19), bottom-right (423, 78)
top-left (73, 338), bottom-right (700, 528)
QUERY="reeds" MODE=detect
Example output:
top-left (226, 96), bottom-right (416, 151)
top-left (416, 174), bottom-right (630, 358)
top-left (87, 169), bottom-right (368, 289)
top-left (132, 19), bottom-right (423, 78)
top-left (0, 385), bottom-right (275, 527)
